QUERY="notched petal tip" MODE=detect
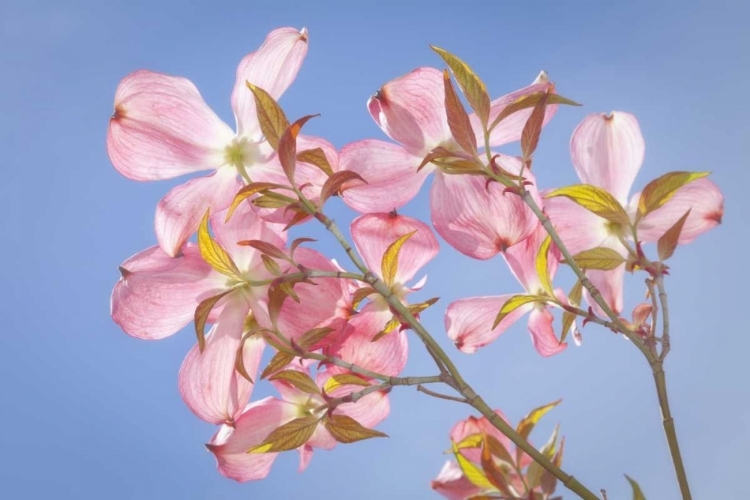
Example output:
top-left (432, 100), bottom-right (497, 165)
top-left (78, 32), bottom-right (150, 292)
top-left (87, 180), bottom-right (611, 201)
top-left (707, 206), bottom-right (724, 224)
top-left (111, 104), bottom-right (125, 121)
top-left (299, 27), bottom-right (309, 40)
top-left (118, 266), bottom-right (132, 279)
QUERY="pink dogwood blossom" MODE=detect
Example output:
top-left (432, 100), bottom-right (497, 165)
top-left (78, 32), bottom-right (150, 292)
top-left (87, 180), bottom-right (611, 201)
top-left (107, 27), bottom-right (335, 256)
top-left (546, 112), bottom-right (724, 315)
top-left (339, 68), bottom-right (555, 260)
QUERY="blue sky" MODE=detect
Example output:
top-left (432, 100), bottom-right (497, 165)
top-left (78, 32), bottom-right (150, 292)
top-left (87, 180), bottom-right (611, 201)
top-left (1, 0), bottom-right (748, 498)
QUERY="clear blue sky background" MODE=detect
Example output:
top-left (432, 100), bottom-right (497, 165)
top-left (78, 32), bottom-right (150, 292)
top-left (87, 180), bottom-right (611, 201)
top-left (1, 0), bottom-right (747, 498)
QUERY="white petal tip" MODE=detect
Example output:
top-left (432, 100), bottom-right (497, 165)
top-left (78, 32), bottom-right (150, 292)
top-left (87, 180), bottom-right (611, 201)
top-left (533, 70), bottom-right (549, 84)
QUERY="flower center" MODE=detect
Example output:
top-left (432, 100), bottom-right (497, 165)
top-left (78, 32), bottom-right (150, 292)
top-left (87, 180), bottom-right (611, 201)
top-left (223, 137), bottom-right (259, 180)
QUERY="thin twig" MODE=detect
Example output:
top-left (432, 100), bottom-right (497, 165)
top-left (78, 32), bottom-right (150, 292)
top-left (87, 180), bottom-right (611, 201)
top-left (416, 385), bottom-right (467, 403)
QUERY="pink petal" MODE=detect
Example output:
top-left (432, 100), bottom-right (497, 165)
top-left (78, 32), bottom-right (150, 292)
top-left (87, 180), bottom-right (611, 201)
top-left (111, 244), bottom-right (219, 339)
top-left (636, 178), bottom-right (724, 244)
top-left (330, 304), bottom-right (408, 377)
top-left (107, 70), bottom-right (233, 181)
top-left (584, 266), bottom-right (625, 317)
top-left (276, 247), bottom-right (350, 341)
top-left (232, 27), bottom-right (309, 137)
top-left (298, 444), bottom-right (314, 472)
top-left (367, 67), bottom-right (451, 156)
top-left (445, 295), bottom-right (529, 353)
top-left (527, 307), bottom-right (567, 357)
top-left (316, 370), bottom-right (391, 429)
top-left (155, 166), bottom-right (241, 257)
top-left (339, 139), bottom-right (431, 213)
top-left (178, 294), bottom-right (262, 424)
top-left (431, 159), bottom-right (540, 260)
top-left (470, 72), bottom-right (558, 148)
top-left (431, 460), bottom-right (483, 500)
top-left (571, 112), bottom-right (644, 204)
top-left (207, 397), bottom-right (298, 482)
top-left (351, 212), bottom-right (439, 285)
top-left (503, 223), bottom-right (560, 294)
top-left (544, 196), bottom-right (613, 255)
top-left (449, 411), bottom-right (513, 464)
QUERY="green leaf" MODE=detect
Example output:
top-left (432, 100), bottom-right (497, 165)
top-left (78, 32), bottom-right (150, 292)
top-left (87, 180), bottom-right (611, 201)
top-left (278, 114), bottom-right (318, 183)
top-left (297, 147), bottom-right (334, 176)
top-left (625, 474), bottom-right (647, 500)
top-left (197, 210), bottom-right (242, 278)
top-left (452, 441), bottom-right (495, 490)
top-left (323, 373), bottom-right (370, 394)
top-left (236, 239), bottom-right (289, 261)
top-left (260, 351), bottom-right (294, 379)
top-left (431, 46), bottom-right (491, 127)
top-left (246, 82), bottom-right (290, 151)
top-left (657, 209), bottom-right (691, 261)
top-left (480, 437), bottom-right (513, 496)
top-left (567, 247), bottom-right (626, 271)
top-left (545, 184), bottom-right (631, 226)
top-left (528, 424), bottom-right (560, 491)
top-left (248, 416), bottom-right (320, 453)
top-left (535, 235), bottom-right (554, 296)
top-left (637, 171), bottom-right (709, 218)
top-left (493, 295), bottom-right (547, 329)
top-left (324, 414), bottom-right (388, 444)
top-left (269, 370), bottom-right (320, 395)
top-left (297, 326), bottom-right (336, 350)
top-left (560, 280), bottom-right (582, 343)
top-left (516, 400), bottom-right (561, 464)
top-left (193, 289), bottom-right (233, 352)
top-left (351, 286), bottom-right (376, 309)
top-left (442, 69), bottom-right (477, 155)
top-left (381, 230), bottom-right (417, 287)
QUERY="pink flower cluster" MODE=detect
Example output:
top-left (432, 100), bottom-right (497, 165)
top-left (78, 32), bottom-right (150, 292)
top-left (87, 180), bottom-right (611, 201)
top-left (108, 26), bottom-right (723, 491)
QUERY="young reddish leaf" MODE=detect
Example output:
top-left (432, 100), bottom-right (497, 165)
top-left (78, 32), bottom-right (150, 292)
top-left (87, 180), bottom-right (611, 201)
top-left (541, 435), bottom-right (564, 495)
top-left (527, 424), bottom-right (559, 490)
top-left (381, 230), bottom-right (417, 287)
top-left (323, 373), bottom-right (370, 394)
top-left (567, 248), bottom-right (626, 271)
top-left (290, 237), bottom-right (316, 259)
top-left (657, 209), bottom-right (691, 261)
top-left (480, 437), bottom-right (514, 497)
top-left (625, 474), bottom-right (647, 500)
top-left (451, 441), bottom-right (495, 490)
top-left (324, 414), bottom-right (388, 444)
top-left (248, 416), bottom-right (320, 453)
top-left (282, 209), bottom-right (311, 231)
top-left (521, 91), bottom-right (549, 160)
top-left (297, 147), bottom-right (334, 176)
top-left (517, 400), bottom-right (561, 444)
top-left (260, 351), bottom-right (295, 379)
top-left (417, 146), bottom-right (456, 172)
top-left (269, 370), bottom-right (320, 395)
top-left (235, 239), bottom-right (289, 261)
top-left (278, 114), bottom-right (319, 183)
top-left (431, 46), bottom-right (491, 128)
top-left (485, 435), bottom-right (515, 467)
top-left (560, 280), bottom-right (583, 343)
top-left (234, 332), bottom-right (257, 384)
top-left (488, 91), bottom-right (581, 132)
top-left (226, 182), bottom-right (289, 222)
top-left (194, 289), bottom-right (234, 352)
top-left (319, 171), bottom-right (368, 205)
top-left (545, 184), bottom-right (631, 226)
top-left (297, 326), bottom-right (336, 350)
top-left (351, 287), bottom-right (377, 309)
top-left (267, 282), bottom-right (290, 326)
top-left (198, 210), bottom-right (242, 278)
top-left (535, 235), bottom-right (555, 297)
top-left (442, 70), bottom-right (478, 155)
top-left (246, 82), bottom-right (290, 151)
top-left (493, 295), bottom-right (547, 329)
top-left (637, 171), bottom-right (709, 219)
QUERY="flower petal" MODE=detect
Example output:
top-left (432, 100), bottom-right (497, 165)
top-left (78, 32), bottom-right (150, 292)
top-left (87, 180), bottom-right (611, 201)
top-left (431, 460), bottom-right (483, 500)
top-left (431, 159), bottom-right (540, 260)
top-left (232, 27), bottom-right (309, 137)
top-left (330, 304), bottom-right (408, 377)
top-left (368, 67), bottom-right (451, 156)
top-left (445, 295), bottom-right (528, 353)
top-left (503, 223), bottom-right (560, 293)
top-left (207, 397), bottom-right (298, 482)
top-left (178, 295), bottom-right (262, 424)
top-left (527, 307), bottom-right (567, 357)
top-left (155, 166), bottom-right (241, 257)
top-left (351, 212), bottom-right (439, 284)
top-left (107, 70), bottom-right (233, 181)
top-left (339, 139), bottom-right (431, 213)
top-left (570, 111), bottom-right (644, 204)
top-left (636, 177), bottom-right (724, 244)
top-left (111, 244), bottom-right (219, 339)
top-left (584, 267), bottom-right (625, 317)
top-left (543, 196), bottom-right (612, 255)
top-left (471, 72), bottom-right (557, 148)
